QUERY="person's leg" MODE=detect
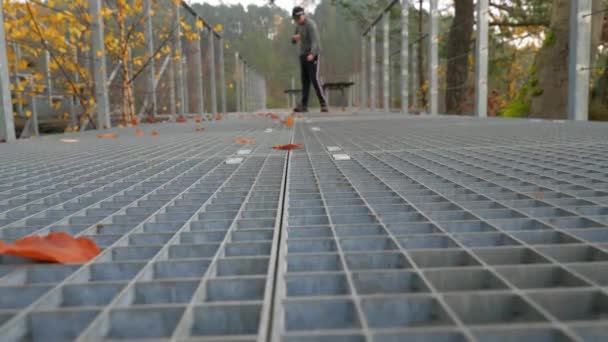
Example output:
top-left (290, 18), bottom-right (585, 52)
top-left (299, 55), bottom-right (311, 109)
top-left (309, 56), bottom-right (328, 109)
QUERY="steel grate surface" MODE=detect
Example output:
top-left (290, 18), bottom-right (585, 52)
top-left (1, 114), bottom-right (608, 341)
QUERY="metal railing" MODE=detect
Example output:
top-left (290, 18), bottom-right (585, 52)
top-left (355, 0), bottom-right (594, 121)
top-left (0, 0), bottom-right (267, 142)
top-left (235, 52), bottom-right (266, 113)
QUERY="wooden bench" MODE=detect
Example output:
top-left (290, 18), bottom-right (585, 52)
top-left (323, 82), bottom-right (355, 108)
top-left (283, 81), bottom-right (356, 109)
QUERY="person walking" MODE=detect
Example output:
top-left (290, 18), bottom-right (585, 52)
top-left (291, 6), bottom-right (328, 113)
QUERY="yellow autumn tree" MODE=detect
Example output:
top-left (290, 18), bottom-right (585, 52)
top-left (2, 0), bottom-right (197, 129)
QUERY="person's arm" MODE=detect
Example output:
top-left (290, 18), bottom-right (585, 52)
top-left (292, 26), bottom-right (300, 45)
top-left (308, 20), bottom-right (321, 56)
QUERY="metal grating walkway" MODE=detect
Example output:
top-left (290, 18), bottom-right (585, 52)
top-left (1, 113), bottom-right (608, 341)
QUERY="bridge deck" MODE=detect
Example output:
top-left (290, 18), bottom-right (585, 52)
top-left (0, 112), bottom-right (608, 341)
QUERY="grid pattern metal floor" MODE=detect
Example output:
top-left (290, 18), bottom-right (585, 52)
top-left (1, 113), bottom-right (608, 341)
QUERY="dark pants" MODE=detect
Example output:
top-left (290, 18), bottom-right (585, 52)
top-left (300, 54), bottom-right (327, 108)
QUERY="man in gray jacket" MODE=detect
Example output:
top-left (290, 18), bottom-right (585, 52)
top-left (291, 6), bottom-right (328, 113)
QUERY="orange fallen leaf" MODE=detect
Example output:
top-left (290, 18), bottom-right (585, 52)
top-left (194, 117), bottom-right (202, 123)
top-left (135, 129), bottom-right (145, 136)
top-left (283, 117), bottom-right (294, 127)
top-left (216, 113), bottom-right (222, 120)
top-left (97, 133), bottom-right (118, 139)
top-left (195, 127), bottom-right (205, 132)
top-left (234, 138), bottom-right (256, 144)
top-left (0, 232), bottom-right (101, 264)
top-left (131, 117), bottom-right (139, 126)
top-left (273, 143), bottom-right (303, 150)
top-left (151, 131), bottom-right (159, 136)
top-left (176, 115), bottom-right (187, 123)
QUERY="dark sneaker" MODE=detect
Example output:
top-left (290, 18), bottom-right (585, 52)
top-left (321, 105), bottom-right (329, 113)
top-left (294, 106), bottom-right (308, 113)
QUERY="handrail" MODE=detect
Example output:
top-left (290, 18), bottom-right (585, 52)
top-left (180, 1), bottom-right (222, 38)
top-left (362, 0), bottom-right (399, 36)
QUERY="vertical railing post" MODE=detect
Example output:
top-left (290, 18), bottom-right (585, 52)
top-left (428, 0), bottom-right (438, 116)
top-left (182, 56), bottom-right (189, 114)
top-left (240, 59), bottom-right (245, 112)
top-left (89, 0), bottom-right (111, 128)
top-left (401, 0), bottom-right (409, 115)
top-left (174, 4), bottom-right (186, 118)
top-left (45, 51), bottom-right (52, 104)
top-left (209, 31), bottom-right (218, 115)
top-left (475, 0), bottom-right (489, 118)
top-left (567, 0), bottom-right (592, 121)
top-left (193, 21), bottom-right (205, 115)
top-left (348, 75), bottom-right (354, 109)
top-left (243, 63), bottom-right (248, 112)
top-left (370, 26), bottom-right (377, 111)
top-left (235, 53), bottom-right (241, 112)
top-left (218, 35), bottom-right (227, 114)
top-left (263, 79), bottom-right (267, 109)
top-left (168, 42), bottom-right (177, 118)
top-left (411, 41), bottom-right (418, 111)
top-left (383, 13), bottom-right (390, 112)
top-left (0, 4), bottom-right (16, 142)
top-left (144, 0), bottom-right (157, 117)
top-left (70, 48), bottom-right (78, 128)
top-left (360, 35), bottom-right (367, 110)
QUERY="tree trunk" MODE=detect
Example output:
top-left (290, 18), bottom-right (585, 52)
top-left (530, 0), bottom-right (569, 119)
top-left (445, 0), bottom-right (473, 114)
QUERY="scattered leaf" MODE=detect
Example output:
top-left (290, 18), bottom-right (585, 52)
top-left (151, 131), bottom-right (159, 136)
top-left (176, 115), bottom-right (187, 123)
top-left (0, 232), bottom-right (100, 264)
top-left (234, 138), bottom-right (256, 144)
top-left (135, 129), bottom-right (145, 136)
top-left (282, 116), bottom-right (294, 127)
top-left (196, 127), bottom-right (205, 132)
top-left (273, 144), bottom-right (303, 150)
top-left (215, 113), bottom-right (222, 121)
top-left (97, 133), bottom-right (118, 139)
